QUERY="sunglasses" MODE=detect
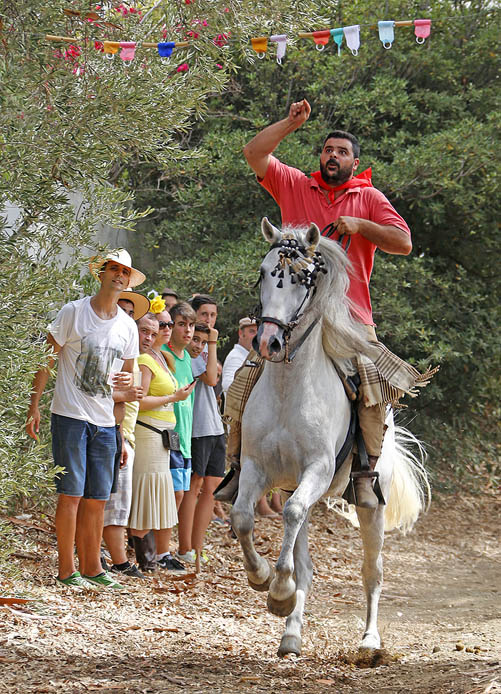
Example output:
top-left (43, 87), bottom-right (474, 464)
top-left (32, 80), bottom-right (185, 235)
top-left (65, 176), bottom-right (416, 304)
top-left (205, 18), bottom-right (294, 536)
top-left (159, 320), bottom-right (174, 329)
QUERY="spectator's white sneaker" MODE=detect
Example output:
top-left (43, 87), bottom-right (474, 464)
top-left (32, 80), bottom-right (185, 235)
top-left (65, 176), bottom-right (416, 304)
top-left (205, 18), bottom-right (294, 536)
top-left (176, 550), bottom-right (208, 564)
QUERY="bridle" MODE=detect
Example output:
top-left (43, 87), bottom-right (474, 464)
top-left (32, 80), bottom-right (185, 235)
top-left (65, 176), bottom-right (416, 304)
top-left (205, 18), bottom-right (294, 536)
top-left (253, 226), bottom-right (351, 364)
top-left (252, 234), bottom-right (326, 363)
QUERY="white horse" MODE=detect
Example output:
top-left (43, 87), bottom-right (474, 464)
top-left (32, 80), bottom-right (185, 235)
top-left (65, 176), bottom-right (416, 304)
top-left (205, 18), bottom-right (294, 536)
top-left (230, 218), bottom-right (429, 657)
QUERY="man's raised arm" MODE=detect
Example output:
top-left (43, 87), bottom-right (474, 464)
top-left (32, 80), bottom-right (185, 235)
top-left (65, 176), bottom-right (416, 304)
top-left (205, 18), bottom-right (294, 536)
top-left (243, 99), bottom-right (311, 179)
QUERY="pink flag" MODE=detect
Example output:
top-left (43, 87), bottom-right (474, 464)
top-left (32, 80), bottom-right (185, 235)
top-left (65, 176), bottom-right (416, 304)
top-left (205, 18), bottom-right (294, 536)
top-left (414, 19), bottom-right (431, 44)
top-left (120, 42), bottom-right (136, 61)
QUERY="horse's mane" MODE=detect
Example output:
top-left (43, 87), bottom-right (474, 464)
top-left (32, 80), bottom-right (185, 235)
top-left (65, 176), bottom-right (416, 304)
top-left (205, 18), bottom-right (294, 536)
top-left (281, 226), bottom-right (372, 359)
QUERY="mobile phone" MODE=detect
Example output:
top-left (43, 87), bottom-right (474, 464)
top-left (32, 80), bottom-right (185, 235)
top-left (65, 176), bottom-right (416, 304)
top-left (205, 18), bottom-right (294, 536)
top-left (190, 376), bottom-right (199, 385)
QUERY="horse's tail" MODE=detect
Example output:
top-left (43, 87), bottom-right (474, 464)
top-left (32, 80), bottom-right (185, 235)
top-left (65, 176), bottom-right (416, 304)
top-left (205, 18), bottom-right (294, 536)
top-left (327, 423), bottom-right (430, 533)
top-left (384, 425), bottom-right (430, 533)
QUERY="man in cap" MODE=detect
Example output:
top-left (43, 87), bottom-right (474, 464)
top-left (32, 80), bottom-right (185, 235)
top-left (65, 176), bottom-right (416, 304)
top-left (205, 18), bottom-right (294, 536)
top-left (221, 317), bottom-right (258, 395)
top-left (26, 249), bottom-right (143, 589)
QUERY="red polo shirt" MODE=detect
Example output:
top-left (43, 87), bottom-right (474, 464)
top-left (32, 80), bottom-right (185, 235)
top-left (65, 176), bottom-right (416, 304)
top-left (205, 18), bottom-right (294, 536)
top-left (259, 156), bottom-right (411, 325)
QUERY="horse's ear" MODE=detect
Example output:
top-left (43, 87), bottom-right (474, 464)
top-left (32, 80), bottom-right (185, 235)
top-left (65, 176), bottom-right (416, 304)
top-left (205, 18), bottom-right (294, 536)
top-left (305, 222), bottom-right (321, 250)
top-left (261, 217), bottom-right (281, 245)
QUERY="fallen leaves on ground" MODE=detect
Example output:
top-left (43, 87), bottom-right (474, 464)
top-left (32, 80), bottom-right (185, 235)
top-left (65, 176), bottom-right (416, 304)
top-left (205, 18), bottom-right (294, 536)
top-left (0, 496), bottom-right (500, 693)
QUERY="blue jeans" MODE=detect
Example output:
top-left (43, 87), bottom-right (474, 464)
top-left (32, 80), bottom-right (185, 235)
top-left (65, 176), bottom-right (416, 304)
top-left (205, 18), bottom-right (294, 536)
top-left (51, 414), bottom-right (117, 499)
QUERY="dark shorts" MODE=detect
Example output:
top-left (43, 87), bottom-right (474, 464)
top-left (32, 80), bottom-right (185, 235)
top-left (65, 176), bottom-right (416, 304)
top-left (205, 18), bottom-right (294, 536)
top-left (191, 434), bottom-right (226, 478)
top-left (51, 414), bottom-right (117, 500)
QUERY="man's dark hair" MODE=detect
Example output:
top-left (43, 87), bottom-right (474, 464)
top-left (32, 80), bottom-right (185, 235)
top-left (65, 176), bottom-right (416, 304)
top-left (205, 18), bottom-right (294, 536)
top-left (193, 322), bottom-right (210, 335)
top-left (323, 130), bottom-right (360, 159)
top-left (170, 301), bottom-right (197, 322)
top-left (189, 294), bottom-right (218, 312)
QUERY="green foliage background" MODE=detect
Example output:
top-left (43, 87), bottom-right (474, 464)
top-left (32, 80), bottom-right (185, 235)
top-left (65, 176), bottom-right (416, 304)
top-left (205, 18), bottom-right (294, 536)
top-left (0, 0), bottom-right (499, 539)
top-left (0, 0), bottom-right (328, 523)
top-left (131, 0), bottom-right (500, 488)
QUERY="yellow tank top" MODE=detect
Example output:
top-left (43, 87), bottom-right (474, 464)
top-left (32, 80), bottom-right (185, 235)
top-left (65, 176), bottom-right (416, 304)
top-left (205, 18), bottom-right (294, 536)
top-left (137, 353), bottom-right (177, 423)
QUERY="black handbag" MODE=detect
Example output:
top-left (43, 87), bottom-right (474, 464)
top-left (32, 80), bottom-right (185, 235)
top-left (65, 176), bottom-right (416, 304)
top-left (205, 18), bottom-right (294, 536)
top-left (136, 420), bottom-right (181, 451)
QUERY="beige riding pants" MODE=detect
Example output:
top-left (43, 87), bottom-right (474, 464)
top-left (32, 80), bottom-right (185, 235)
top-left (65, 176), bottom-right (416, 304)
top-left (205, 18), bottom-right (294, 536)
top-left (357, 326), bottom-right (385, 458)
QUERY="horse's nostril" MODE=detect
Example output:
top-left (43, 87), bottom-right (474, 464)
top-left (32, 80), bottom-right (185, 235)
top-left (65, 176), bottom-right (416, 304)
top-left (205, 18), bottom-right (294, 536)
top-left (268, 337), bottom-right (282, 354)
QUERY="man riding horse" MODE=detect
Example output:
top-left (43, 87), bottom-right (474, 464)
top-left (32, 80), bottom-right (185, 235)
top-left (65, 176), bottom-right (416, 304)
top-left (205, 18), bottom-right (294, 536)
top-left (216, 98), bottom-right (435, 509)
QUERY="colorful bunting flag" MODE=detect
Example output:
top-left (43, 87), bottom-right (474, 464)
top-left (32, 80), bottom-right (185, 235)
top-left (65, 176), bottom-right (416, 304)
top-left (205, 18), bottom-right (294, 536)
top-left (312, 30), bottom-right (330, 51)
top-left (330, 27), bottom-right (344, 55)
top-left (119, 41), bottom-right (136, 62)
top-left (158, 41), bottom-right (175, 57)
top-left (269, 34), bottom-right (287, 64)
top-left (251, 36), bottom-right (268, 58)
top-left (103, 40), bottom-right (119, 58)
top-left (343, 25), bottom-right (360, 56)
top-left (378, 21), bottom-right (395, 49)
top-left (414, 19), bottom-right (431, 44)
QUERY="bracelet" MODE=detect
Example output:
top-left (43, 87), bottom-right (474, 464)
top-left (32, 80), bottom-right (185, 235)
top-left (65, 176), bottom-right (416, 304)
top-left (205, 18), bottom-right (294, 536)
top-left (207, 340), bottom-right (217, 344)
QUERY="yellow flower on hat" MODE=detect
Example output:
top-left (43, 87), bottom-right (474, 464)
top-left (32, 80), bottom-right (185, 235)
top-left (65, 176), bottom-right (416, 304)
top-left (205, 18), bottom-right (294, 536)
top-left (150, 296), bottom-right (166, 314)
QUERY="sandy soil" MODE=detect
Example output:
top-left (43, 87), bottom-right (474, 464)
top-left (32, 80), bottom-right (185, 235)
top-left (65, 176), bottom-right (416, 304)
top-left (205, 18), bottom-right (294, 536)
top-left (1, 495), bottom-right (500, 694)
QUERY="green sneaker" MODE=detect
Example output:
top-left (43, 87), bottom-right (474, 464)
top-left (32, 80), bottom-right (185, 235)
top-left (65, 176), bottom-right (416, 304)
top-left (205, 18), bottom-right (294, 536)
top-left (56, 571), bottom-right (96, 590)
top-left (82, 571), bottom-right (125, 590)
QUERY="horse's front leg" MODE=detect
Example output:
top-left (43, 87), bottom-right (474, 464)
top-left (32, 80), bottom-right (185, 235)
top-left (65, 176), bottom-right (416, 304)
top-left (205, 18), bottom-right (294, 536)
top-left (268, 463), bottom-right (331, 617)
top-left (230, 460), bottom-right (272, 590)
top-left (277, 499), bottom-right (313, 657)
top-left (356, 505), bottom-right (385, 650)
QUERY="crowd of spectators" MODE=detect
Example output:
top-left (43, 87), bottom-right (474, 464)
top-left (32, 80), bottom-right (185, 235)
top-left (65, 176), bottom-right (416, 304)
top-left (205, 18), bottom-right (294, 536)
top-left (26, 251), bottom-right (279, 590)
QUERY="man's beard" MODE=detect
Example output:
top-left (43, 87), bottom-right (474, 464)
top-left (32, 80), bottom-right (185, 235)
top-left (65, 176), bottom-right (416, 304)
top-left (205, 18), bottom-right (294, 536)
top-left (320, 159), bottom-right (353, 186)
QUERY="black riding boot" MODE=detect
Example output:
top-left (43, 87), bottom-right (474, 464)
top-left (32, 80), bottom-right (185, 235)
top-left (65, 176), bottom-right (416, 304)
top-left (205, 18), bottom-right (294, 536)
top-left (213, 461), bottom-right (241, 503)
top-left (352, 455), bottom-right (380, 509)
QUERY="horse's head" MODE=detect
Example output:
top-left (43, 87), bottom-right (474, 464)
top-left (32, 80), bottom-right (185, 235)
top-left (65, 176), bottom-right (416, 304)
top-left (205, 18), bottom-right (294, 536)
top-left (254, 218), bottom-right (325, 360)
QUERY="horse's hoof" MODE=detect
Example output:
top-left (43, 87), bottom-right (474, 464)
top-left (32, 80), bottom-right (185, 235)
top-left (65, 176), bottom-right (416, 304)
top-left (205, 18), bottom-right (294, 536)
top-left (247, 561), bottom-right (274, 592)
top-left (360, 632), bottom-right (380, 650)
top-left (278, 634), bottom-right (302, 657)
top-left (248, 572), bottom-right (273, 592)
top-left (267, 591), bottom-right (297, 617)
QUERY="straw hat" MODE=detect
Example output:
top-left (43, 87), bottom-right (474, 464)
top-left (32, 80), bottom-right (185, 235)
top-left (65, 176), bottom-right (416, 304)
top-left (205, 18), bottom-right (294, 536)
top-left (88, 248), bottom-right (146, 288)
top-left (118, 289), bottom-right (150, 320)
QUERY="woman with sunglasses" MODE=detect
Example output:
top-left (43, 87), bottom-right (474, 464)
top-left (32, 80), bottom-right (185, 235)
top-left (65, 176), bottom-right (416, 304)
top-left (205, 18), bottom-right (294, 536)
top-left (129, 308), bottom-right (195, 573)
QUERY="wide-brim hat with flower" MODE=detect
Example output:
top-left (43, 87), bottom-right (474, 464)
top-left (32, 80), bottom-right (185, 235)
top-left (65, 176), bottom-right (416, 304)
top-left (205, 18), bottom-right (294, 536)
top-left (118, 289), bottom-right (150, 320)
top-left (88, 248), bottom-right (146, 288)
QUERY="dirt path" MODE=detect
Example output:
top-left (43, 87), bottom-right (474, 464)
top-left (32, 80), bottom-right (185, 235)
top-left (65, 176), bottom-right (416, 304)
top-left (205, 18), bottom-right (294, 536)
top-left (1, 496), bottom-right (500, 694)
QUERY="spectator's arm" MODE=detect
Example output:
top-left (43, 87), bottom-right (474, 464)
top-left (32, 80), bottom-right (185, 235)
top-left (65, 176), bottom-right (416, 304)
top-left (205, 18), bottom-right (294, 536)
top-left (26, 334), bottom-right (60, 440)
top-left (198, 328), bottom-right (219, 387)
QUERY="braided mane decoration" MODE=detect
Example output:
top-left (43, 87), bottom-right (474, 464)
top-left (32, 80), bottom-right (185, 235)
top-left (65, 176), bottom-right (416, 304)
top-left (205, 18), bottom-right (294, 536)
top-left (270, 232), bottom-right (327, 289)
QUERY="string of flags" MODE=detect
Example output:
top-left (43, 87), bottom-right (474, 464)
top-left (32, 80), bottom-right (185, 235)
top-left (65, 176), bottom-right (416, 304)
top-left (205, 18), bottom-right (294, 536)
top-left (252, 19), bottom-right (432, 62)
top-left (45, 34), bottom-right (190, 64)
top-left (44, 9), bottom-right (500, 69)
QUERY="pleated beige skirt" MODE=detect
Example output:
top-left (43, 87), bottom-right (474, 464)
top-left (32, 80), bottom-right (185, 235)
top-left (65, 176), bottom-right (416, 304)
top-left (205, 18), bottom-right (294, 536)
top-left (128, 416), bottom-right (178, 531)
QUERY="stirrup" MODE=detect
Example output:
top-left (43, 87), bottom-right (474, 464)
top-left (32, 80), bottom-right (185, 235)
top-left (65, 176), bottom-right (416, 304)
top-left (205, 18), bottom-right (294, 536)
top-left (213, 463), bottom-right (241, 503)
top-left (348, 470), bottom-right (385, 506)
